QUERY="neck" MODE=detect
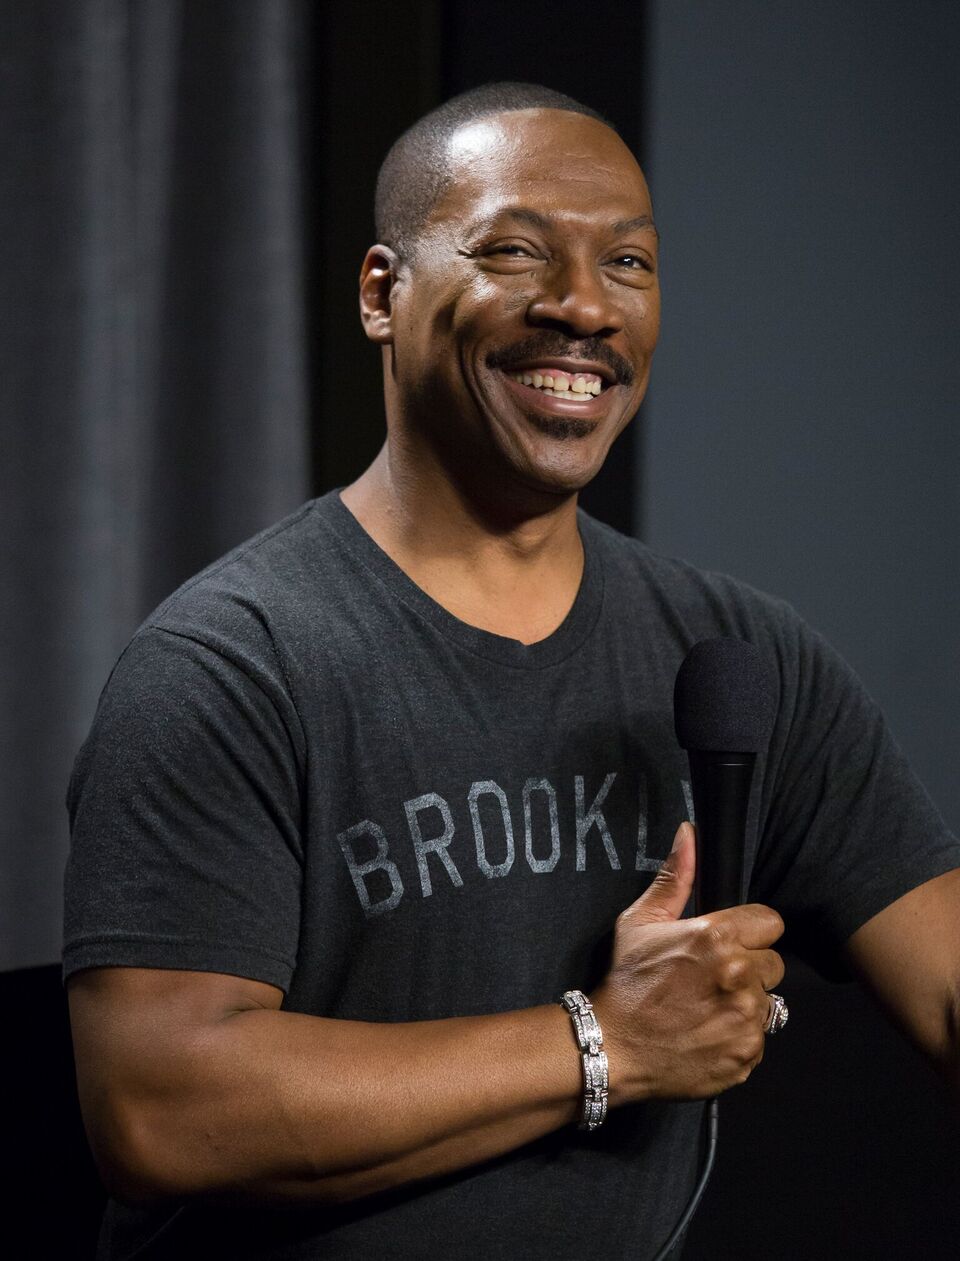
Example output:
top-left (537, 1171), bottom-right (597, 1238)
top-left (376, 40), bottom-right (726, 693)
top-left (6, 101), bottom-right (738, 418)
top-left (340, 438), bottom-right (585, 645)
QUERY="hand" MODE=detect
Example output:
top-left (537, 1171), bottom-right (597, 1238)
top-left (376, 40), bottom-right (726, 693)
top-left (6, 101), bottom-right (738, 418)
top-left (590, 822), bottom-right (785, 1103)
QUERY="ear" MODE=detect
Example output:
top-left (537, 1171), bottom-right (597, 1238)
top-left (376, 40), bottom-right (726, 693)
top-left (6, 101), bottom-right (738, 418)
top-left (359, 245), bottom-right (400, 344)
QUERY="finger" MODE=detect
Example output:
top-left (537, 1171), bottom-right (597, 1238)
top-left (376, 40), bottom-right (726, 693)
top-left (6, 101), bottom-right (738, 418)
top-left (761, 993), bottom-right (775, 1032)
top-left (725, 950), bottom-right (786, 994)
top-left (620, 822), bottom-right (696, 926)
top-left (762, 991), bottom-right (790, 1034)
top-left (756, 948), bottom-right (785, 993)
top-left (708, 902), bottom-right (785, 949)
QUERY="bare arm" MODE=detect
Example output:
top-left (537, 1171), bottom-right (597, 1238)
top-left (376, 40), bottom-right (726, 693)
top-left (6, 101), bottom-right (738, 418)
top-left (844, 866), bottom-right (960, 1092)
top-left (68, 965), bottom-right (583, 1207)
top-left (68, 824), bottom-right (783, 1208)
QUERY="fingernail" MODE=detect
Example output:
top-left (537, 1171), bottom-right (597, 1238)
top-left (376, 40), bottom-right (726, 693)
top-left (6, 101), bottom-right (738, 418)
top-left (671, 823), bottom-right (687, 853)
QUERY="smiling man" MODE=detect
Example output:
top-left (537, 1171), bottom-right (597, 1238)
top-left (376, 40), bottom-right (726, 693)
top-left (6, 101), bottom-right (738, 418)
top-left (64, 84), bottom-right (960, 1260)
top-left (342, 102), bottom-right (659, 645)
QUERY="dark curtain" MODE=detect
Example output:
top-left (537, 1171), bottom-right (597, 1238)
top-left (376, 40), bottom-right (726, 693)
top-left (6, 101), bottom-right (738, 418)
top-left (2, 0), bottom-right (313, 971)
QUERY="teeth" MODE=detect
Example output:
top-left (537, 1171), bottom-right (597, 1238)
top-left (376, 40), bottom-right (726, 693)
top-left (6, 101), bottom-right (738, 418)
top-left (508, 371), bottom-right (604, 396)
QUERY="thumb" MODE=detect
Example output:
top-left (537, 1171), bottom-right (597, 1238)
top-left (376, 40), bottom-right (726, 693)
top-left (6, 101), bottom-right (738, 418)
top-left (624, 822), bottom-right (696, 925)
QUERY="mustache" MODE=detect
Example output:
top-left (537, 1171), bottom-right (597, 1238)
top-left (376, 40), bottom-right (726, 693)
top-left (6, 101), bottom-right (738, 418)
top-left (486, 334), bottom-right (635, 386)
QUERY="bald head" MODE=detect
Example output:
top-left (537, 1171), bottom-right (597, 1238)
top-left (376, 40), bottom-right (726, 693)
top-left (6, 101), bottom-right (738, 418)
top-left (374, 82), bottom-right (620, 263)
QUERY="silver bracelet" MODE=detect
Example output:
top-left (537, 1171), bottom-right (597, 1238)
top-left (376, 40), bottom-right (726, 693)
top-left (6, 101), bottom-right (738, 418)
top-left (560, 990), bottom-right (609, 1131)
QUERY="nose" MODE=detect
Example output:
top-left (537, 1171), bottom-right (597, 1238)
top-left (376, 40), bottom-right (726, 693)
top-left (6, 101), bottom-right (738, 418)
top-left (526, 258), bottom-right (624, 339)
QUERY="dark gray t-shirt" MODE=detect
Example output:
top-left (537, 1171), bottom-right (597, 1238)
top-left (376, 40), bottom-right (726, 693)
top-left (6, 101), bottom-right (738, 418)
top-left (63, 492), bottom-right (959, 1260)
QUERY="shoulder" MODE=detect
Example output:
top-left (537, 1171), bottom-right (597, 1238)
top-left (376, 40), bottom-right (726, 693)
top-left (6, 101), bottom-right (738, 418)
top-left (82, 499), bottom-right (348, 754)
top-left (123, 492), bottom-right (373, 666)
top-left (67, 503), bottom-right (334, 816)
top-left (576, 510), bottom-right (869, 749)
top-left (142, 498), bottom-right (325, 643)
top-left (578, 509), bottom-right (804, 646)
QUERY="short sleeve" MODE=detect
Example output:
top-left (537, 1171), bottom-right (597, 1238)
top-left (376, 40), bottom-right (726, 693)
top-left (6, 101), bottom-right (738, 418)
top-left (63, 625), bottom-right (305, 993)
top-left (750, 615), bottom-right (960, 979)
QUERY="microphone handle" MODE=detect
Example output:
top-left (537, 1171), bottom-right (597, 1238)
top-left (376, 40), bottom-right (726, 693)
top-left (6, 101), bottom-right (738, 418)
top-left (687, 750), bottom-right (756, 914)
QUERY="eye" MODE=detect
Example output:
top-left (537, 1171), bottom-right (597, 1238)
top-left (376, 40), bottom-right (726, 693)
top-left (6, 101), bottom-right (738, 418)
top-left (610, 253), bottom-right (653, 272)
top-left (469, 240), bottom-right (544, 272)
top-left (488, 243), bottom-right (534, 258)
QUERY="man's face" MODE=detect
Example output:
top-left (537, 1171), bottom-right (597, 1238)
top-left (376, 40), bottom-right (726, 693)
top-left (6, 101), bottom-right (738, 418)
top-left (374, 108), bottom-right (660, 499)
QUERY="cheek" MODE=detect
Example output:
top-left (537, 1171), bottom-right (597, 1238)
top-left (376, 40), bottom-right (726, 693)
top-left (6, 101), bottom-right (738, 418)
top-left (632, 292), bottom-right (661, 356)
top-left (646, 287), bottom-right (662, 337)
top-left (448, 276), bottom-right (530, 340)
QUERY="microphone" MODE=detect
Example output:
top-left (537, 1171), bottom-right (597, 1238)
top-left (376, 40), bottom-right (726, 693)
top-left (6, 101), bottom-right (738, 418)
top-left (673, 638), bottom-right (775, 914)
top-left (649, 639), bottom-right (777, 1261)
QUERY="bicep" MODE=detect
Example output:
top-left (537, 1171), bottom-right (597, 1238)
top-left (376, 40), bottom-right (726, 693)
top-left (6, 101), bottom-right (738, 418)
top-left (844, 867), bottom-right (960, 1074)
top-left (69, 964), bottom-right (284, 1083)
top-left (68, 966), bottom-right (284, 1192)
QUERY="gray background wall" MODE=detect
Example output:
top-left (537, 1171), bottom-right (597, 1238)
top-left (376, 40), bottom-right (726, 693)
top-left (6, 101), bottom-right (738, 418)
top-left (644, 0), bottom-right (958, 834)
top-left (647, 8), bottom-right (959, 1251)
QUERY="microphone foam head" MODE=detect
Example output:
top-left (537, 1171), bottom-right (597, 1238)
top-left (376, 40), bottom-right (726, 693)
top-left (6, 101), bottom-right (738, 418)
top-left (673, 637), bottom-right (776, 752)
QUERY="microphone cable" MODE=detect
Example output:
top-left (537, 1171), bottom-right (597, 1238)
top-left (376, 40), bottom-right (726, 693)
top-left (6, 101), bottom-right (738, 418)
top-left (649, 1096), bottom-right (719, 1260)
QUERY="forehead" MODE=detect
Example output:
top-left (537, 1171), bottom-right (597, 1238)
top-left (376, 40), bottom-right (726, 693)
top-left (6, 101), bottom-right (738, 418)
top-left (428, 108), bottom-right (653, 233)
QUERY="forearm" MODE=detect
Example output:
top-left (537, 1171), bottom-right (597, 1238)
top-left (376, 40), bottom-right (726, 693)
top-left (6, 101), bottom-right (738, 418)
top-left (91, 1002), bottom-right (581, 1206)
top-left (74, 831), bottom-right (787, 1206)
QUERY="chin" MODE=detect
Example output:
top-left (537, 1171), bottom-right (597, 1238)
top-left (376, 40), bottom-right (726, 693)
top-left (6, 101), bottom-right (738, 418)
top-left (513, 436), bottom-right (612, 498)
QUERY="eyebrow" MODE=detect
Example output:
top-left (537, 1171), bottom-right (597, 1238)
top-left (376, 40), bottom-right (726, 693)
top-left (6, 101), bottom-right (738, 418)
top-left (466, 207), bottom-right (659, 241)
top-left (612, 214), bottom-right (659, 239)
